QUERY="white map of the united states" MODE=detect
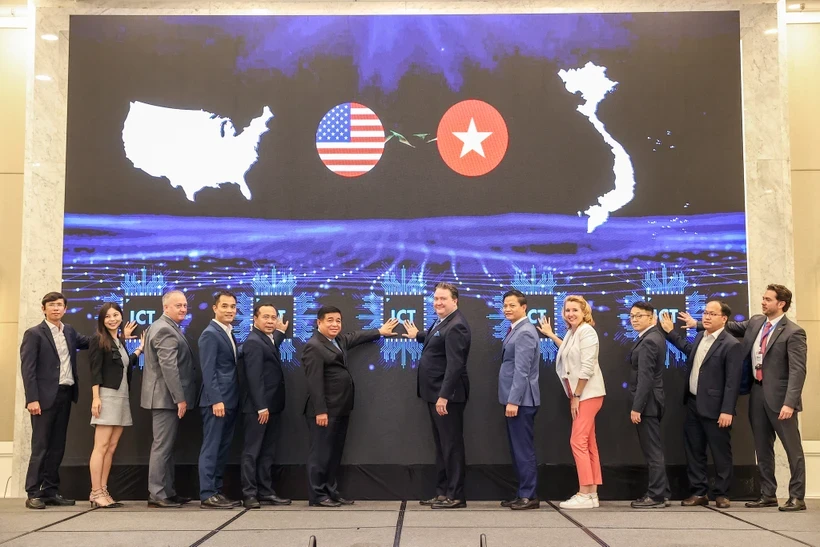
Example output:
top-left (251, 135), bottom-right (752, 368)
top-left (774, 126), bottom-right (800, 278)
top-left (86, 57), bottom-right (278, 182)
top-left (122, 101), bottom-right (273, 201)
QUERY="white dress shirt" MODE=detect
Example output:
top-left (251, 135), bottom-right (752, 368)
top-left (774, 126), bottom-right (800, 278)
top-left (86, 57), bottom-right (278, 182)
top-left (752, 314), bottom-right (784, 356)
top-left (48, 321), bottom-right (74, 386)
top-left (212, 319), bottom-right (236, 359)
top-left (690, 327), bottom-right (724, 395)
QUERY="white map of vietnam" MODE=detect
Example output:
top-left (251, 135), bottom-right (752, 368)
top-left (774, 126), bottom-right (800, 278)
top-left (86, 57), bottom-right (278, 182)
top-left (122, 101), bottom-right (274, 201)
top-left (558, 62), bottom-right (636, 233)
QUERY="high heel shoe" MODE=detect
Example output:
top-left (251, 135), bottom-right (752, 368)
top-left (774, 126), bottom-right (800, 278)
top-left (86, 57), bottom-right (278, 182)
top-left (90, 489), bottom-right (117, 508)
top-left (101, 485), bottom-right (123, 508)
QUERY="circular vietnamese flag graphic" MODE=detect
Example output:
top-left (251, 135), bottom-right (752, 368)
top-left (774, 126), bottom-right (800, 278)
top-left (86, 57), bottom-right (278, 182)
top-left (436, 99), bottom-right (508, 177)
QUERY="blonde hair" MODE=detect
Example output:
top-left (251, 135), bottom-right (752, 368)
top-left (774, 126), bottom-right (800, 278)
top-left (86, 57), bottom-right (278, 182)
top-left (563, 295), bottom-right (595, 327)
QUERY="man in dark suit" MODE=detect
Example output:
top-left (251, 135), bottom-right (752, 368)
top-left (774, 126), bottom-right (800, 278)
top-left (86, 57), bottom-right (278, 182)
top-left (403, 282), bottom-right (472, 509)
top-left (628, 301), bottom-right (670, 509)
top-left (20, 292), bottom-right (90, 509)
top-left (141, 290), bottom-right (198, 508)
top-left (498, 290), bottom-right (540, 510)
top-left (681, 284), bottom-right (808, 511)
top-left (238, 301), bottom-right (292, 509)
top-left (302, 305), bottom-right (398, 507)
top-left (659, 300), bottom-right (743, 508)
top-left (197, 290), bottom-right (241, 509)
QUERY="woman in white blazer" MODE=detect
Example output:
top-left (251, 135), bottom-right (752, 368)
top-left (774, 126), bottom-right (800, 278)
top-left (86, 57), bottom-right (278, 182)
top-left (538, 295), bottom-right (606, 509)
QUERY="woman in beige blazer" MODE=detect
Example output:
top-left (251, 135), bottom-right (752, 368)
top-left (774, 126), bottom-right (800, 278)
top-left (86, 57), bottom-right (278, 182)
top-left (538, 295), bottom-right (606, 509)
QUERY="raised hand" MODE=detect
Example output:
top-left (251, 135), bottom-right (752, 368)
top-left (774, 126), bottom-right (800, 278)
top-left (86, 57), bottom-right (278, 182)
top-left (402, 320), bottom-right (419, 340)
top-left (276, 318), bottom-right (290, 332)
top-left (379, 317), bottom-right (399, 337)
top-left (123, 320), bottom-right (138, 338)
top-left (658, 311), bottom-right (675, 333)
top-left (678, 311), bottom-right (697, 329)
top-left (536, 316), bottom-right (553, 337)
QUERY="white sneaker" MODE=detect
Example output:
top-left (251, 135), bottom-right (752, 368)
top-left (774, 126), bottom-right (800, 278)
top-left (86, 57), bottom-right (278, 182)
top-left (590, 493), bottom-right (600, 508)
top-left (559, 493), bottom-right (595, 509)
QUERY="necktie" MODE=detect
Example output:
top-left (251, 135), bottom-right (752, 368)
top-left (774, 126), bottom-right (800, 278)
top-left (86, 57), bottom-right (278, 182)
top-left (756, 321), bottom-right (773, 381)
top-left (332, 338), bottom-right (341, 351)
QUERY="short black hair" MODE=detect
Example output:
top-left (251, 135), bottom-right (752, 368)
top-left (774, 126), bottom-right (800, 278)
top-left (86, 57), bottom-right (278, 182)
top-left (766, 284), bottom-right (792, 312)
top-left (502, 290), bottom-right (527, 307)
top-left (706, 299), bottom-right (732, 317)
top-left (317, 305), bottom-right (342, 320)
top-left (253, 301), bottom-right (277, 317)
top-left (435, 282), bottom-right (459, 300)
top-left (631, 301), bottom-right (654, 314)
top-left (41, 292), bottom-right (67, 307)
top-left (213, 290), bottom-right (237, 305)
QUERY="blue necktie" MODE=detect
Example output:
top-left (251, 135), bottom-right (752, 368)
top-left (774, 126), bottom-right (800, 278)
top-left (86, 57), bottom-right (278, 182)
top-left (331, 338), bottom-right (341, 351)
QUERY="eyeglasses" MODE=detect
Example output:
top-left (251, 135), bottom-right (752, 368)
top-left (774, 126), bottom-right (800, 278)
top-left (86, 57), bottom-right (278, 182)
top-left (702, 311), bottom-right (725, 318)
top-left (628, 313), bottom-right (653, 319)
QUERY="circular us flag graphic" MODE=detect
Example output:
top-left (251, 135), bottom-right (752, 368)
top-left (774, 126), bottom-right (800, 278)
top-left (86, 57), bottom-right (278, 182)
top-left (315, 102), bottom-right (385, 177)
top-left (437, 99), bottom-right (508, 177)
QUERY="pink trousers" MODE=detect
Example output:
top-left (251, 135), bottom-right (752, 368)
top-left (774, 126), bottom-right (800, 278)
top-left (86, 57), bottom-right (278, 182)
top-left (570, 396), bottom-right (604, 486)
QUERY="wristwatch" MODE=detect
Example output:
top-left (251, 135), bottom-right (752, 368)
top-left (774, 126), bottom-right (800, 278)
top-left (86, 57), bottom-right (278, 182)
top-left (573, 393), bottom-right (581, 398)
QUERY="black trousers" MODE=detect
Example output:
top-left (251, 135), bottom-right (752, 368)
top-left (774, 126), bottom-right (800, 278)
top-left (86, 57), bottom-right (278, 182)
top-left (25, 385), bottom-right (72, 498)
top-left (306, 415), bottom-right (349, 503)
top-left (684, 398), bottom-right (733, 497)
top-left (241, 412), bottom-right (281, 499)
top-left (636, 415), bottom-right (670, 502)
top-left (749, 383), bottom-right (805, 499)
top-left (428, 402), bottom-right (466, 501)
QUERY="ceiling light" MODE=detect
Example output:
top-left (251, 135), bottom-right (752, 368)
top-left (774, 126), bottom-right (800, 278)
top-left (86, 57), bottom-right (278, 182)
top-left (787, 3), bottom-right (804, 10)
top-left (41, 33), bottom-right (58, 41)
top-left (35, 74), bottom-right (52, 81)
top-left (764, 28), bottom-right (778, 35)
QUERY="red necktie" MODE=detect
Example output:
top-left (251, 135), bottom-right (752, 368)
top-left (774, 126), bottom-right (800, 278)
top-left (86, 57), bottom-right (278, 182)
top-left (756, 322), bottom-right (773, 381)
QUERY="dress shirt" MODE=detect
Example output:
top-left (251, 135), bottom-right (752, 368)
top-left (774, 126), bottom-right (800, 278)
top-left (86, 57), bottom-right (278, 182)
top-left (505, 316), bottom-right (528, 340)
top-left (690, 327), bottom-right (724, 395)
top-left (212, 319), bottom-right (236, 358)
top-left (48, 321), bottom-right (74, 386)
top-left (752, 314), bottom-right (785, 357)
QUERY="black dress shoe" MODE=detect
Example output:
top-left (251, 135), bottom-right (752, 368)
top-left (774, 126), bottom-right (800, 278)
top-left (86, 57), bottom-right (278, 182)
top-left (216, 494), bottom-right (241, 507)
top-left (201, 495), bottom-right (235, 509)
top-left (25, 498), bottom-right (46, 510)
top-left (243, 497), bottom-right (261, 509)
top-left (631, 496), bottom-right (666, 509)
top-left (681, 495), bottom-right (708, 507)
top-left (431, 498), bottom-right (466, 509)
top-left (310, 498), bottom-right (342, 508)
top-left (420, 496), bottom-right (447, 506)
top-left (510, 498), bottom-right (540, 510)
top-left (169, 495), bottom-right (192, 505)
top-left (745, 496), bottom-right (778, 508)
top-left (42, 494), bottom-right (75, 506)
top-left (779, 498), bottom-right (806, 512)
top-left (147, 497), bottom-right (182, 508)
top-left (500, 497), bottom-right (521, 508)
top-left (259, 494), bottom-right (292, 506)
top-left (332, 497), bottom-right (354, 505)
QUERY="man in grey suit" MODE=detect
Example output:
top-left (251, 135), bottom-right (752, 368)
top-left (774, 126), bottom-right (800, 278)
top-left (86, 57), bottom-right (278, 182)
top-left (140, 290), bottom-right (198, 508)
top-left (497, 290), bottom-right (540, 510)
top-left (681, 284), bottom-right (808, 511)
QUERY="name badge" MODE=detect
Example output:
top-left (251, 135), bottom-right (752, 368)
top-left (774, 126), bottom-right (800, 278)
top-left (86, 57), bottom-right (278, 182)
top-left (754, 351), bottom-right (763, 368)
